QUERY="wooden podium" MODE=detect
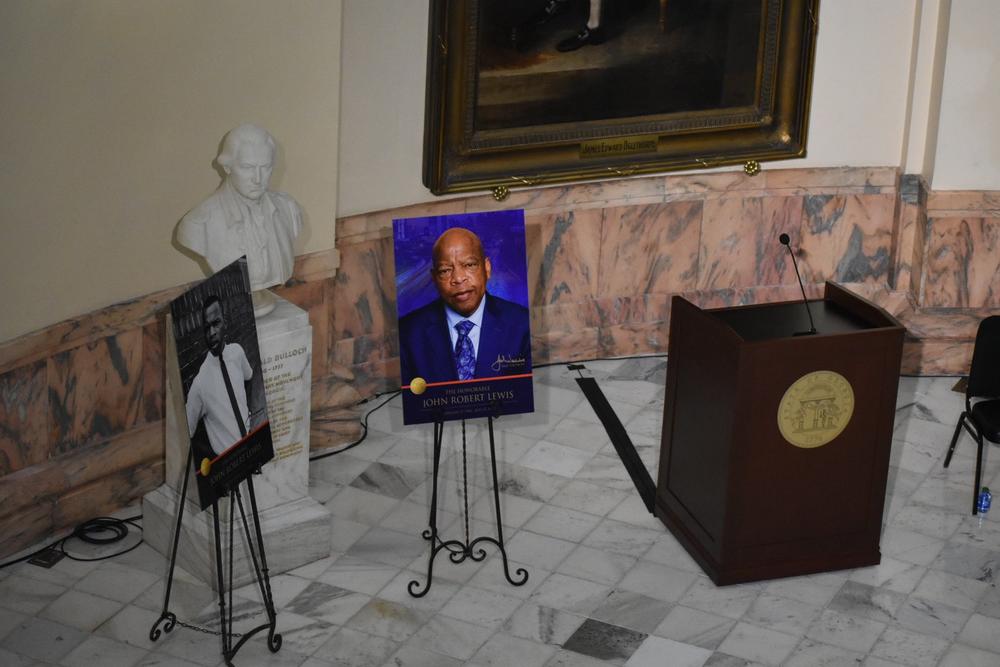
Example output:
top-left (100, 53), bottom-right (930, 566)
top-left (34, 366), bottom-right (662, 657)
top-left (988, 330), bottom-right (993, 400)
top-left (656, 283), bottom-right (904, 584)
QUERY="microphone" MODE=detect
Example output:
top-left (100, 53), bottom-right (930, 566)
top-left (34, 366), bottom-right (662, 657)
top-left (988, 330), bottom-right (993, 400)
top-left (779, 233), bottom-right (816, 336)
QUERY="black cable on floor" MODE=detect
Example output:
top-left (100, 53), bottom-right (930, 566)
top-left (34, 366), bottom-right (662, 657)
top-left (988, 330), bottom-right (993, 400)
top-left (309, 390), bottom-right (402, 462)
top-left (308, 353), bottom-right (668, 460)
top-left (0, 514), bottom-right (144, 570)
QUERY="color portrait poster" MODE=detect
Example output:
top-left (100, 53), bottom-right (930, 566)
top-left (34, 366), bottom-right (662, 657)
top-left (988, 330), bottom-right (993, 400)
top-left (169, 257), bottom-right (274, 509)
top-left (393, 210), bottom-right (534, 425)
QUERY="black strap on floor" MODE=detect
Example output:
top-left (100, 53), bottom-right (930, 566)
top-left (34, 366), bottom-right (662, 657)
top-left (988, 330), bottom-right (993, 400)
top-left (575, 376), bottom-right (657, 514)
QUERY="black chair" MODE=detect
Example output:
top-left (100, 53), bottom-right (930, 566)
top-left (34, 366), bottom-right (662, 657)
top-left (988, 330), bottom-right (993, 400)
top-left (944, 315), bottom-right (1000, 514)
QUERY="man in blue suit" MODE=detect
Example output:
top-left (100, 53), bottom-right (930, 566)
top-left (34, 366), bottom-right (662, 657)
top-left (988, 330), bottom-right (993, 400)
top-left (399, 227), bottom-right (531, 386)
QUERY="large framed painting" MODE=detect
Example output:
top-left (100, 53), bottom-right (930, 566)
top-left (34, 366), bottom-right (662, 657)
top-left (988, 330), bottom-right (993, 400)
top-left (423, 0), bottom-right (820, 195)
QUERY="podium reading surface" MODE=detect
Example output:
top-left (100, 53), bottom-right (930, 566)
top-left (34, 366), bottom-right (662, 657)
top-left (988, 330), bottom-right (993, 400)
top-left (656, 283), bottom-right (904, 584)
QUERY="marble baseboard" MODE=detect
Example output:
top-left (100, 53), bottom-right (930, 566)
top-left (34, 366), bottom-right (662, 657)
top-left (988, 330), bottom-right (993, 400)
top-left (141, 483), bottom-right (332, 590)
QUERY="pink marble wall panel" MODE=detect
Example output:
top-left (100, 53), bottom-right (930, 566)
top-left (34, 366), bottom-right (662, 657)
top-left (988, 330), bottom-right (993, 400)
top-left (526, 209), bottom-right (602, 307)
top-left (922, 218), bottom-right (1000, 308)
top-left (141, 320), bottom-right (165, 425)
top-left (927, 190), bottom-right (1000, 214)
top-left (328, 237), bottom-right (396, 384)
top-left (47, 329), bottom-right (145, 457)
top-left (697, 197), bottom-right (762, 290)
top-left (894, 176), bottom-right (925, 295)
top-left (275, 278), bottom-right (332, 380)
top-left (598, 201), bottom-right (701, 297)
top-left (797, 194), bottom-right (894, 285)
top-left (0, 360), bottom-right (48, 475)
top-left (756, 196), bottom-right (806, 287)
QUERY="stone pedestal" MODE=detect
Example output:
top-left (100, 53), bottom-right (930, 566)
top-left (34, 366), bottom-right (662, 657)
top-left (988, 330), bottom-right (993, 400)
top-left (143, 296), bottom-right (331, 588)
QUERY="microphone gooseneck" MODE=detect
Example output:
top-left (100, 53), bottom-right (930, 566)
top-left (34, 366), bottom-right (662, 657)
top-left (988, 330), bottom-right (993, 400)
top-left (779, 234), bottom-right (817, 336)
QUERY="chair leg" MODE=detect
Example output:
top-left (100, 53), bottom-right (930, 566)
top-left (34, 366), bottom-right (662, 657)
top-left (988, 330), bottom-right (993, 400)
top-left (944, 414), bottom-right (967, 468)
top-left (973, 433), bottom-right (985, 516)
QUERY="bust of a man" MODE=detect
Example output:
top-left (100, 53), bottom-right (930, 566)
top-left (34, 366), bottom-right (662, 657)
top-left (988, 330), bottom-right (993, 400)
top-left (178, 124), bottom-right (302, 292)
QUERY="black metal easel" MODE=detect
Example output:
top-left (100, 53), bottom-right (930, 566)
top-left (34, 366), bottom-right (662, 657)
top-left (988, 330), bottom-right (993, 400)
top-left (408, 416), bottom-right (528, 597)
top-left (149, 446), bottom-right (281, 666)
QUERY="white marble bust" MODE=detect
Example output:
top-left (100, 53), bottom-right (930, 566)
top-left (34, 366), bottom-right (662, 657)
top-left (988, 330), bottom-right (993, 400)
top-left (178, 124), bottom-right (302, 299)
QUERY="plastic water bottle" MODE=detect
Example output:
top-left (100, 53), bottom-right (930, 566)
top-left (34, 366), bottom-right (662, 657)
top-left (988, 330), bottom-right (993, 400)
top-left (977, 487), bottom-right (992, 515)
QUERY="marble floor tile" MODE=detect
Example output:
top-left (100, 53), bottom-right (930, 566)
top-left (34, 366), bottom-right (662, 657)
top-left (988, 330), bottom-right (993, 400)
top-left (39, 588), bottom-right (123, 632)
top-left (804, 608), bottom-right (886, 653)
top-left (269, 612), bottom-right (337, 656)
top-left (5, 370), bottom-right (1000, 667)
top-left (743, 591), bottom-right (823, 636)
top-left (523, 505), bottom-right (604, 544)
top-left (311, 626), bottom-right (399, 666)
top-left (518, 440), bottom-right (597, 478)
top-left (783, 638), bottom-right (865, 667)
top-left (589, 589), bottom-right (671, 634)
top-left (581, 519), bottom-right (661, 559)
top-left (407, 614), bottom-right (494, 661)
top-left (623, 636), bottom-right (711, 667)
top-left (328, 485), bottom-right (401, 525)
top-left (284, 581), bottom-right (370, 625)
top-left (848, 556), bottom-right (926, 594)
top-left (439, 585), bottom-right (523, 630)
top-left (350, 460), bottom-right (427, 499)
top-left (653, 605), bottom-right (736, 650)
top-left (617, 559), bottom-right (698, 603)
top-left (345, 527), bottom-right (429, 568)
top-left (549, 481), bottom-right (630, 517)
top-left (471, 631), bottom-right (558, 667)
top-left (343, 598), bottom-right (430, 642)
top-left (385, 643), bottom-right (466, 667)
top-left (93, 603), bottom-right (166, 652)
top-left (545, 648), bottom-right (611, 667)
top-left (894, 595), bottom-right (971, 640)
top-left (1, 616), bottom-right (88, 663)
top-left (545, 416), bottom-right (613, 453)
top-left (826, 580), bottom-right (906, 623)
top-left (911, 567), bottom-right (992, 610)
top-left (869, 625), bottom-right (950, 667)
top-left (0, 607), bottom-right (25, 640)
top-left (317, 554), bottom-right (400, 596)
top-left (469, 491), bottom-right (545, 530)
top-left (956, 612), bottom-right (1000, 653)
top-left (72, 562), bottom-right (160, 604)
top-left (936, 641), bottom-right (1000, 667)
top-left (678, 578), bottom-right (763, 620)
top-left (716, 621), bottom-right (799, 665)
top-left (503, 602), bottom-right (585, 647)
top-left (60, 634), bottom-right (147, 667)
top-left (529, 573), bottom-right (611, 615)
top-left (605, 494), bottom-right (663, 530)
top-left (562, 617), bottom-right (647, 664)
top-left (556, 545), bottom-right (636, 587)
top-left (377, 569), bottom-right (461, 613)
top-left (467, 556), bottom-right (545, 599)
top-left (642, 533), bottom-right (703, 573)
top-left (931, 540), bottom-right (1000, 581)
top-left (0, 573), bottom-right (68, 614)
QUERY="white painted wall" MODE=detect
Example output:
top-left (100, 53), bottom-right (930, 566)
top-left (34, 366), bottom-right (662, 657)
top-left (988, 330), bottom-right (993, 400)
top-left (0, 0), bottom-right (342, 343)
top-left (930, 0), bottom-right (1000, 190)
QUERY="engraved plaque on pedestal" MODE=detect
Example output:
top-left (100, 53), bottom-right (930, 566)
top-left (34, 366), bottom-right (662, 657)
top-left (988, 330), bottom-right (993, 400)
top-left (143, 295), bottom-right (331, 588)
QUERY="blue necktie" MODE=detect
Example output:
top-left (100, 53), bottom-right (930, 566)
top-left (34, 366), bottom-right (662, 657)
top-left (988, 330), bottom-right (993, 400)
top-left (454, 320), bottom-right (475, 380)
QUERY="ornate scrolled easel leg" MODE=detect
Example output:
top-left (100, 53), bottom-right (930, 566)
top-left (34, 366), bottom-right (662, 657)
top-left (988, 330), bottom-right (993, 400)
top-left (149, 446), bottom-right (193, 642)
top-left (485, 416), bottom-right (528, 586)
top-left (409, 421), bottom-right (446, 598)
top-left (211, 496), bottom-right (233, 663)
top-left (409, 417), bottom-right (528, 597)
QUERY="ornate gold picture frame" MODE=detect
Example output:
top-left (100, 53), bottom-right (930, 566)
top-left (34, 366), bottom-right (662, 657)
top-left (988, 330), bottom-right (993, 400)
top-left (423, 0), bottom-right (819, 195)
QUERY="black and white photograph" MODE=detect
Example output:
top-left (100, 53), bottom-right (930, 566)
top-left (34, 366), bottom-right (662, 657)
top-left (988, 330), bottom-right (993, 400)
top-left (170, 257), bottom-right (274, 509)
